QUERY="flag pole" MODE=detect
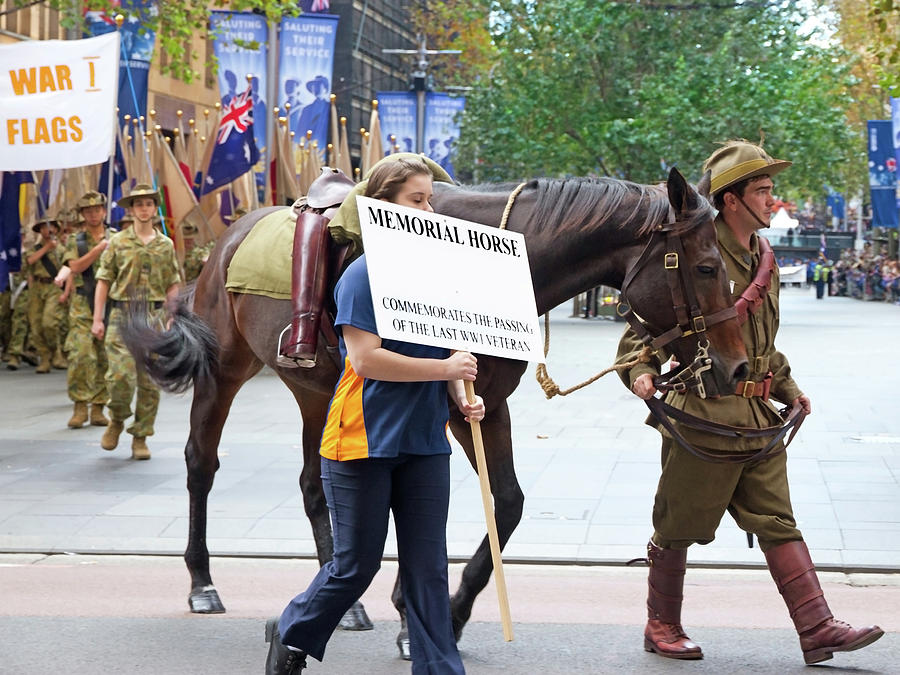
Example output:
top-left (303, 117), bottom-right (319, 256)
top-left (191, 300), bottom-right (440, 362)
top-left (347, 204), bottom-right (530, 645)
top-left (464, 379), bottom-right (514, 642)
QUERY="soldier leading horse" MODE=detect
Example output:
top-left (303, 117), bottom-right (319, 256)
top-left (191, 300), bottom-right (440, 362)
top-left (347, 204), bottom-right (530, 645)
top-left (121, 168), bottom-right (749, 644)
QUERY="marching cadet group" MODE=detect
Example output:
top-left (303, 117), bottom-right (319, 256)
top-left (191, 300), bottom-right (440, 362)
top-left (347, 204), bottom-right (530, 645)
top-left (0, 184), bottom-right (210, 460)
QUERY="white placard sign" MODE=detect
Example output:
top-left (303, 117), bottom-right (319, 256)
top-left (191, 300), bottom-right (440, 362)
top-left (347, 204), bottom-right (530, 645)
top-left (0, 33), bottom-right (119, 170)
top-left (357, 195), bottom-right (544, 363)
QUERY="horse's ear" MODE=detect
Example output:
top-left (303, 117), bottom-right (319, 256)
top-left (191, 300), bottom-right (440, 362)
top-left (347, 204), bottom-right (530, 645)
top-left (666, 167), bottom-right (690, 215)
top-left (696, 170), bottom-right (711, 200)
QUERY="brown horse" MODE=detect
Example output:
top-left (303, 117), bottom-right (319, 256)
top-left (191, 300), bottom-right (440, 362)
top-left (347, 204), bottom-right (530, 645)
top-left (121, 168), bottom-right (748, 646)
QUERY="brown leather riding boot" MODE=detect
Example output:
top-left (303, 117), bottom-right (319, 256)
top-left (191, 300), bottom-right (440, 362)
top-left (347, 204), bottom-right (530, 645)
top-left (643, 540), bottom-right (703, 660)
top-left (277, 211), bottom-right (331, 368)
top-left (765, 540), bottom-right (883, 665)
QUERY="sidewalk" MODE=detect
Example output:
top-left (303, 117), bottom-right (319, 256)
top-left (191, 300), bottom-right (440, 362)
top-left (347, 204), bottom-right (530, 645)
top-left (1, 288), bottom-right (899, 570)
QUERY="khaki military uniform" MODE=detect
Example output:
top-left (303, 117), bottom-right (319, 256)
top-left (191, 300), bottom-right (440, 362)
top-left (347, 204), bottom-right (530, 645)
top-left (183, 240), bottom-right (215, 282)
top-left (5, 271), bottom-right (30, 360)
top-left (96, 227), bottom-right (180, 437)
top-left (62, 229), bottom-right (110, 405)
top-left (24, 242), bottom-right (64, 359)
top-left (616, 217), bottom-right (804, 552)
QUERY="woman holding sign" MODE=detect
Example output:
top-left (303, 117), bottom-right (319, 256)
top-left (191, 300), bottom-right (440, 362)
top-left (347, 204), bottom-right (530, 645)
top-left (266, 158), bottom-right (485, 675)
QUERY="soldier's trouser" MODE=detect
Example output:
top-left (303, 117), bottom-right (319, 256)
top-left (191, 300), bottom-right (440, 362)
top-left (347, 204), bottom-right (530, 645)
top-left (28, 282), bottom-right (60, 354)
top-left (0, 289), bottom-right (11, 350)
top-left (652, 436), bottom-right (803, 552)
top-left (104, 307), bottom-right (161, 437)
top-left (8, 286), bottom-right (29, 356)
top-left (65, 295), bottom-right (108, 405)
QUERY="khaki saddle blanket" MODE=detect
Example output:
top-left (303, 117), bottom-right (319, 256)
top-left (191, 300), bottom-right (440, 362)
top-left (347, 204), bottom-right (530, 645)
top-left (224, 209), bottom-right (295, 300)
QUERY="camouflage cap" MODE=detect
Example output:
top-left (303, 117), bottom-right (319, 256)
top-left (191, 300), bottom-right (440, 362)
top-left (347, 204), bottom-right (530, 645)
top-left (118, 183), bottom-right (161, 208)
top-left (57, 207), bottom-right (83, 223)
top-left (77, 190), bottom-right (108, 210)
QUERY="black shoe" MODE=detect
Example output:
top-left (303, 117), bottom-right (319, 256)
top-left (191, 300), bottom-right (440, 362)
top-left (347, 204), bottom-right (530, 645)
top-left (265, 617), bottom-right (307, 674)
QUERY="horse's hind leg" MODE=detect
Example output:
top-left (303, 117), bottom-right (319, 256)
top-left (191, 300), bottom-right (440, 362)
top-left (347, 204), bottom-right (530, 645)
top-left (448, 400), bottom-right (524, 641)
top-left (185, 363), bottom-right (258, 613)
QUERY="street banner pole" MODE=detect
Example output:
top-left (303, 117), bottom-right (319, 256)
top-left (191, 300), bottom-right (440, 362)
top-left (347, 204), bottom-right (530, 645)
top-left (464, 378), bottom-right (514, 641)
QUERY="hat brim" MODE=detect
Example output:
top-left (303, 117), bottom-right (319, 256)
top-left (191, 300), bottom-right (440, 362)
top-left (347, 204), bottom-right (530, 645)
top-left (31, 220), bottom-right (59, 233)
top-left (711, 159), bottom-right (792, 195)
top-left (118, 194), bottom-right (160, 208)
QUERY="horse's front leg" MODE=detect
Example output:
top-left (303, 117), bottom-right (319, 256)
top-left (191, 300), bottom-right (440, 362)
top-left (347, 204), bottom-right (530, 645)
top-left (293, 387), bottom-right (373, 632)
top-left (448, 400), bottom-right (524, 641)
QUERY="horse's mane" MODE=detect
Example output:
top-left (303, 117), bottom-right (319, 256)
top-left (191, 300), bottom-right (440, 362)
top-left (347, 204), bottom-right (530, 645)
top-left (462, 177), bottom-right (713, 237)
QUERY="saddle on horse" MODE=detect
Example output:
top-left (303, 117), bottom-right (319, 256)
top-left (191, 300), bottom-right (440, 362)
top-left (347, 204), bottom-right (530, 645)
top-left (277, 167), bottom-right (356, 368)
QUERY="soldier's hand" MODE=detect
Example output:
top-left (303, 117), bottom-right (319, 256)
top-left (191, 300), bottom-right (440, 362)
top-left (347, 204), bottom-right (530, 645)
top-left (632, 373), bottom-right (657, 400)
top-left (794, 394), bottom-right (811, 416)
top-left (54, 266), bottom-right (72, 287)
top-left (91, 318), bottom-right (105, 340)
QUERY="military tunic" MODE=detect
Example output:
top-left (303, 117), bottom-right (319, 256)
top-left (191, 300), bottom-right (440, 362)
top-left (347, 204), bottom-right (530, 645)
top-left (616, 217), bottom-right (804, 551)
top-left (61, 229), bottom-right (110, 405)
top-left (96, 227), bottom-right (180, 437)
top-left (24, 242), bottom-right (64, 356)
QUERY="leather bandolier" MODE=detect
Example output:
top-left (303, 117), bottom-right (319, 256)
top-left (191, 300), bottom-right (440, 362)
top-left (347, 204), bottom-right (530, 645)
top-left (278, 168), bottom-right (355, 368)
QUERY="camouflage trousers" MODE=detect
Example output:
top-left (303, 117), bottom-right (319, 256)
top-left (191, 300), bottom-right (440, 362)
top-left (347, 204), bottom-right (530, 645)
top-left (104, 306), bottom-right (163, 437)
top-left (0, 289), bottom-right (10, 351)
top-left (28, 281), bottom-right (62, 354)
top-left (7, 283), bottom-right (29, 356)
top-left (65, 294), bottom-right (108, 404)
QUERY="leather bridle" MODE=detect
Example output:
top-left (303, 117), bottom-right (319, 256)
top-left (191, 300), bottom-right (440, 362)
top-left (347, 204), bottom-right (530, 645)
top-left (617, 219), bottom-right (737, 400)
top-left (617, 217), bottom-right (806, 464)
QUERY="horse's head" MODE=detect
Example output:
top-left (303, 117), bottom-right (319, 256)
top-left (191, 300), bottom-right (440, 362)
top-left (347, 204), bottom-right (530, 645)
top-left (619, 168), bottom-right (749, 399)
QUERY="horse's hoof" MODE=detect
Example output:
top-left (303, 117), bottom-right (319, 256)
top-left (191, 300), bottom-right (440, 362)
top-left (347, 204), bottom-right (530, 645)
top-left (396, 633), bottom-right (411, 661)
top-left (189, 587), bottom-right (226, 614)
top-left (337, 601), bottom-right (373, 631)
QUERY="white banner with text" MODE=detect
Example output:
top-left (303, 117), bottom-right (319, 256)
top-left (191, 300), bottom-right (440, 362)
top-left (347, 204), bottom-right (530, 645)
top-left (357, 195), bottom-right (543, 363)
top-left (0, 33), bottom-right (119, 170)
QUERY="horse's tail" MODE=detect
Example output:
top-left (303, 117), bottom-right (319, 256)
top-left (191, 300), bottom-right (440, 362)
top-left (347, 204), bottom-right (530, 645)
top-left (119, 283), bottom-right (218, 394)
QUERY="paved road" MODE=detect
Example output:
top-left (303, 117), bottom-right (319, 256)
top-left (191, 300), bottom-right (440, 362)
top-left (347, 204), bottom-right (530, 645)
top-left (1, 288), bottom-right (898, 570)
top-left (1, 553), bottom-right (897, 673)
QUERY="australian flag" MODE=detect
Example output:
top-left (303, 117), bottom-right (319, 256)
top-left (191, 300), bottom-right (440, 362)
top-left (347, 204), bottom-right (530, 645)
top-left (200, 85), bottom-right (260, 196)
top-left (0, 172), bottom-right (33, 292)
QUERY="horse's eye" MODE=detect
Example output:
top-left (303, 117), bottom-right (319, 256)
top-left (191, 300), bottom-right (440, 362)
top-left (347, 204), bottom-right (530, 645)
top-left (697, 265), bottom-right (716, 276)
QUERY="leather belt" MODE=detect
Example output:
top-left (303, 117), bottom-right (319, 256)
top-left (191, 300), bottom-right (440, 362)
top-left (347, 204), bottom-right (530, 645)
top-left (735, 372), bottom-right (772, 399)
top-left (109, 299), bottom-right (164, 310)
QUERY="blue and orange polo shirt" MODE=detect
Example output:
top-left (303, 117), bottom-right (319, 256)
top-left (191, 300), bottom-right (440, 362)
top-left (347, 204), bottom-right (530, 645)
top-left (320, 255), bottom-right (452, 461)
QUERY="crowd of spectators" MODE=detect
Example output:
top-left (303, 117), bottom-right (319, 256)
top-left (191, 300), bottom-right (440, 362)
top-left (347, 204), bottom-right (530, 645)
top-left (828, 249), bottom-right (900, 303)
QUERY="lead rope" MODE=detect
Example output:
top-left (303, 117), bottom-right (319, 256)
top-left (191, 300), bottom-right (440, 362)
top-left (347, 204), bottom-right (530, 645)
top-left (499, 183), bottom-right (652, 400)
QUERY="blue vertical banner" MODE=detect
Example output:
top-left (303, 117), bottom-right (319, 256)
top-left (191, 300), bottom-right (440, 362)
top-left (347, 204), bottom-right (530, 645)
top-left (84, 0), bottom-right (156, 125)
top-left (0, 171), bottom-right (33, 288)
top-left (209, 11), bottom-right (268, 189)
top-left (376, 92), bottom-right (418, 155)
top-left (278, 14), bottom-right (339, 150)
top-left (867, 120), bottom-right (899, 228)
top-left (423, 93), bottom-right (465, 179)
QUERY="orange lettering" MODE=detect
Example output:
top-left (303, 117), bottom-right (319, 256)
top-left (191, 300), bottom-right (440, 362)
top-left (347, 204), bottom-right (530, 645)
top-left (33, 118), bottom-right (50, 144)
top-left (68, 116), bottom-right (82, 142)
top-left (54, 64), bottom-right (72, 90)
top-left (38, 67), bottom-right (56, 92)
top-left (6, 119), bottom-right (19, 144)
top-left (9, 68), bottom-right (37, 96)
top-left (51, 117), bottom-right (67, 142)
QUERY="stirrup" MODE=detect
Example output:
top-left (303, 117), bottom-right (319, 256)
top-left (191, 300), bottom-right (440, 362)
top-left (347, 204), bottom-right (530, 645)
top-left (276, 324), bottom-right (316, 369)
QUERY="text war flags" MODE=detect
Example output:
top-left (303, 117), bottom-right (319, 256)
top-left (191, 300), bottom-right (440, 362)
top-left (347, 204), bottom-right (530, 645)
top-left (0, 33), bottom-right (119, 171)
top-left (357, 196), bottom-right (543, 363)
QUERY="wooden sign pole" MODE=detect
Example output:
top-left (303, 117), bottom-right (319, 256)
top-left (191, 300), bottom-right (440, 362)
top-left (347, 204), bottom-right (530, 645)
top-left (464, 379), bottom-right (514, 642)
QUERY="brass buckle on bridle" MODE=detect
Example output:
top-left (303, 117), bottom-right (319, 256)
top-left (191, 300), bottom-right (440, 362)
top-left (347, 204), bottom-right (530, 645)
top-left (740, 380), bottom-right (756, 398)
top-left (664, 252), bottom-right (678, 269)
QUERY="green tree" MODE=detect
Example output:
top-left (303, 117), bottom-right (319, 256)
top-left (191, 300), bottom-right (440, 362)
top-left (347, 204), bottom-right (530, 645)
top-left (455, 0), bottom-right (857, 201)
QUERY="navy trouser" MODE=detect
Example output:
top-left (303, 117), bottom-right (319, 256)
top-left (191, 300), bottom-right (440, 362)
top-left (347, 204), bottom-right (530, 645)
top-left (279, 453), bottom-right (464, 674)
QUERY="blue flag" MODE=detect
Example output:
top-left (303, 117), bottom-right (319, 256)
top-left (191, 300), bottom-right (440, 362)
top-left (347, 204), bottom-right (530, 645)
top-left (199, 86), bottom-right (260, 196)
top-left (0, 171), bottom-right (33, 290)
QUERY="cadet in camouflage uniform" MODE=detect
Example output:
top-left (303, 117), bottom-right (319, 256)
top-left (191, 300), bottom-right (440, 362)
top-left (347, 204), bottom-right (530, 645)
top-left (616, 141), bottom-right (882, 665)
top-left (60, 193), bottom-right (111, 428)
top-left (24, 217), bottom-right (66, 373)
top-left (92, 185), bottom-right (180, 460)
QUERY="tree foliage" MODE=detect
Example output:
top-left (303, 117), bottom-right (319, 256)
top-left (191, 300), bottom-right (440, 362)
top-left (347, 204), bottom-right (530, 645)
top-left (453, 0), bottom-right (858, 200)
top-left (866, 0), bottom-right (900, 89)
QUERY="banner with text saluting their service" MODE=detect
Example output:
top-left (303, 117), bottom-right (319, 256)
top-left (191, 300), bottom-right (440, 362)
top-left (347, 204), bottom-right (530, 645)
top-left (377, 91), bottom-right (418, 154)
top-left (278, 14), bottom-right (339, 150)
top-left (0, 33), bottom-right (119, 171)
top-left (357, 195), bottom-right (544, 363)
